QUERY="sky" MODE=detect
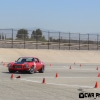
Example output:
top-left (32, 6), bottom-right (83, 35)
top-left (0, 0), bottom-right (100, 34)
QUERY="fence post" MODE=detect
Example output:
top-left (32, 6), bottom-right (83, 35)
top-left (24, 32), bottom-right (25, 49)
top-left (88, 34), bottom-right (89, 50)
top-left (12, 29), bottom-right (13, 48)
top-left (97, 34), bottom-right (98, 50)
top-left (69, 32), bottom-right (70, 50)
top-left (48, 31), bottom-right (50, 49)
top-left (79, 33), bottom-right (80, 50)
top-left (36, 35), bottom-right (38, 49)
top-left (35, 35), bottom-right (37, 49)
top-left (59, 32), bottom-right (60, 50)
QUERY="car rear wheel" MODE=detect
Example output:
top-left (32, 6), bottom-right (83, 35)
top-left (39, 66), bottom-right (45, 73)
top-left (29, 66), bottom-right (34, 74)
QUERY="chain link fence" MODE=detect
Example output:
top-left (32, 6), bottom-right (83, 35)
top-left (0, 28), bottom-right (100, 50)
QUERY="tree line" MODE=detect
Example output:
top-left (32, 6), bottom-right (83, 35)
top-left (0, 28), bottom-right (60, 42)
top-left (16, 28), bottom-right (63, 42)
top-left (16, 28), bottom-right (46, 41)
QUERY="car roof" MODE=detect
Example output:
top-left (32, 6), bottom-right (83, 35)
top-left (19, 57), bottom-right (36, 58)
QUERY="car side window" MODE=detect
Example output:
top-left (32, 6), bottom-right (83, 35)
top-left (32, 58), bottom-right (34, 62)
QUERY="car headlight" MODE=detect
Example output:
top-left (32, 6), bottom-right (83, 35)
top-left (8, 63), bottom-right (11, 68)
top-left (25, 64), bottom-right (29, 68)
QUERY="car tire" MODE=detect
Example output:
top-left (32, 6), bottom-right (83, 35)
top-left (29, 66), bottom-right (34, 74)
top-left (39, 66), bottom-right (45, 73)
top-left (9, 70), bottom-right (16, 73)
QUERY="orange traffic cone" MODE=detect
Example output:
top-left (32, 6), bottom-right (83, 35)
top-left (55, 73), bottom-right (58, 78)
top-left (50, 64), bottom-right (52, 66)
top-left (42, 78), bottom-right (46, 84)
top-left (3, 63), bottom-right (7, 66)
top-left (95, 81), bottom-right (99, 88)
top-left (16, 75), bottom-right (21, 78)
top-left (5, 64), bottom-right (7, 67)
top-left (96, 67), bottom-right (98, 70)
top-left (98, 73), bottom-right (100, 77)
top-left (11, 73), bottom-right (14, 79)
top-left (69, 66), bottom-right (72, 69)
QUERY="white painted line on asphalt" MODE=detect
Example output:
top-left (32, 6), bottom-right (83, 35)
top-left (20, 78), bottom-right (94, 89)
top-left (26, 77), bottom-right (54, 78)
top-left (24, 77), bottom-right (99, 79)
top-left (46, 67), bottom-right (97, 70)
top-left (63, 66), bottom-right (66, 67)
top-left (46, 68), bottom-right (69, 69)
top-left (21, 79), bottom-right (40, 83)
top-left (73, 69), bottom-right (99, 70)
top-left (46, 83), bottom-right (94, 88)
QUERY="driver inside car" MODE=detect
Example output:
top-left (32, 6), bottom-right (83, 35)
top-left (21, 59), bottom-right (26, 62)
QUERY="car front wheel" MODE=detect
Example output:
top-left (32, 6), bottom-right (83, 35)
top-left (29, 66), bottom-right (34, 74)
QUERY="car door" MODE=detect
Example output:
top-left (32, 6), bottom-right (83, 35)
top-left (37, 58), bottom-right (42, 70)
top-left (34, 58), bottom-right (41, 70)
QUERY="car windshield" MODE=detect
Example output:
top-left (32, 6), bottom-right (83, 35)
top-left (17, 57), bottom-right (34, 62)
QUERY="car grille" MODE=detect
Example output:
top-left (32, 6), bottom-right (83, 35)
top-left (14, 65), bottom-right (22, 68)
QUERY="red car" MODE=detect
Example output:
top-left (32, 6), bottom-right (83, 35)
top-left (7, 57), bottom-right (45, 74)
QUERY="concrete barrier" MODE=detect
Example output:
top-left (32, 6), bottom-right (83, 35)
top-left (0, 48), bottom-right (100, 63)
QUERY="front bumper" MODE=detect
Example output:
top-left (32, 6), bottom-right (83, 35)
top-left (9, 68), bottom-right (30, 71)
top-left (8, 64), bottom-right (30, 71)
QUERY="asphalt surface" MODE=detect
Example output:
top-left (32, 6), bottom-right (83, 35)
top-left (0, 63), bottom-right (100, 100)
